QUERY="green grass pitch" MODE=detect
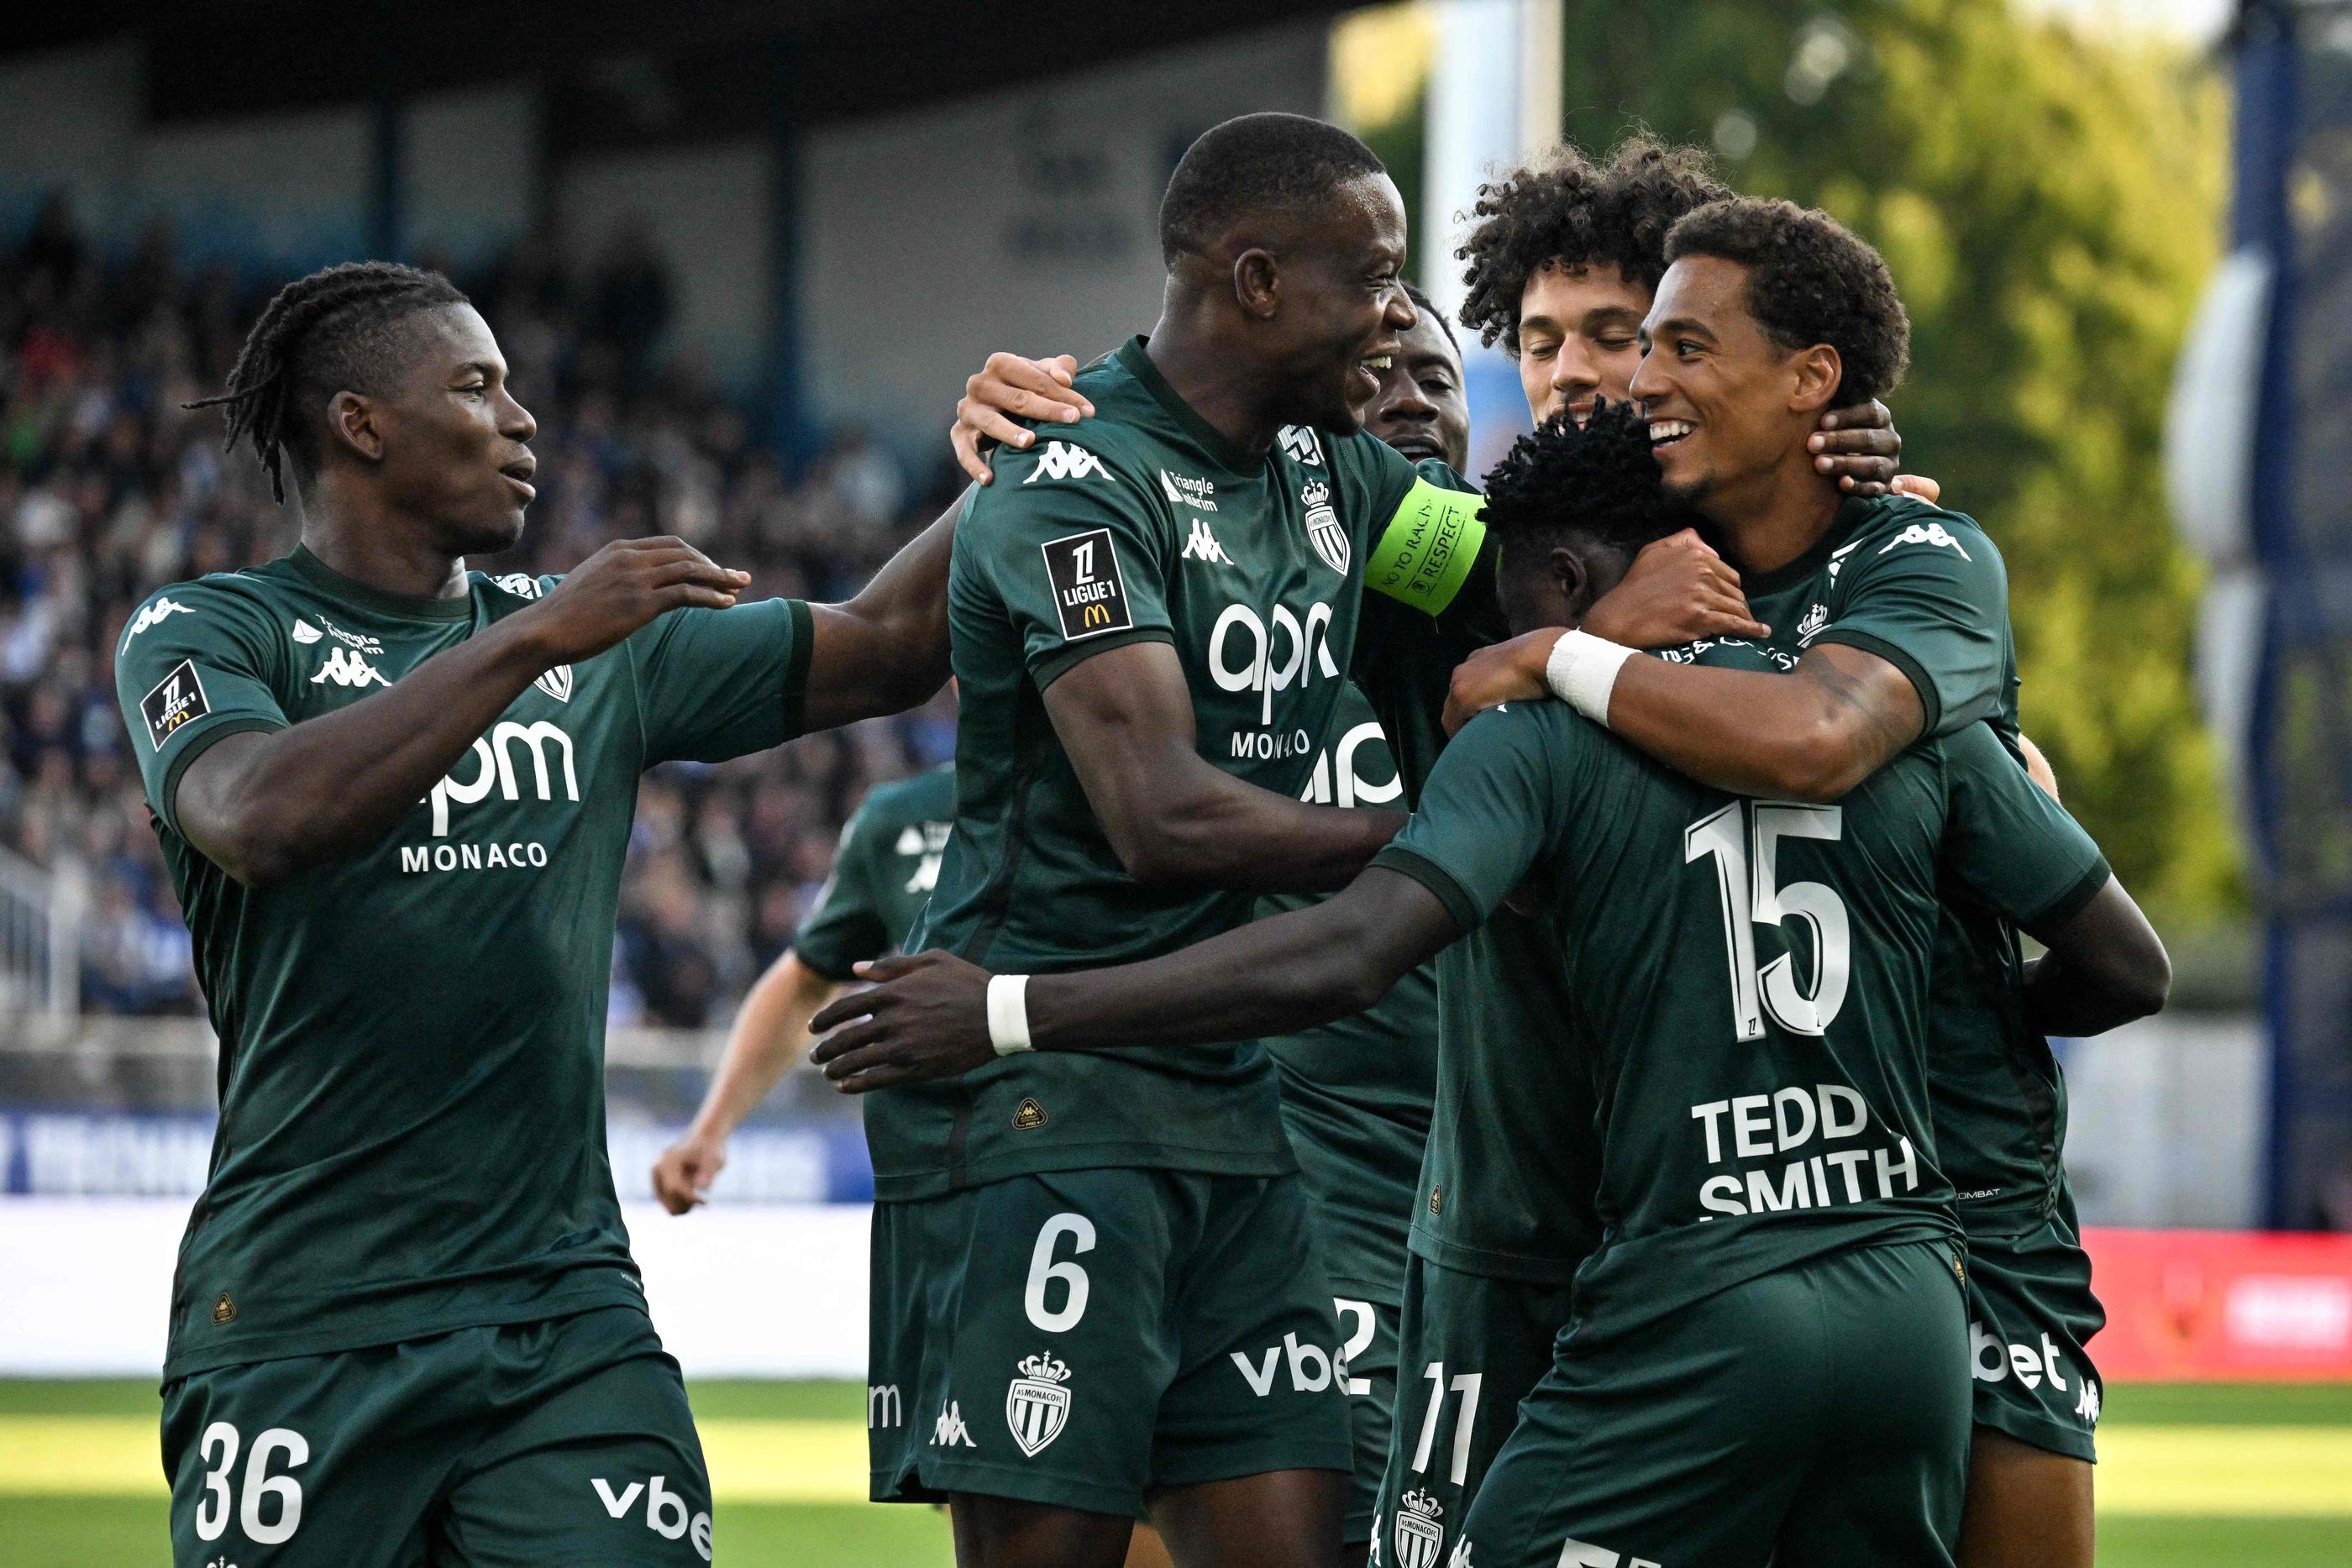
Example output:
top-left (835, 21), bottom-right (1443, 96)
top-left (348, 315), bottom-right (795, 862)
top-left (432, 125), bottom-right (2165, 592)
top-left (3, 1379), bottom-right (2345, 1565)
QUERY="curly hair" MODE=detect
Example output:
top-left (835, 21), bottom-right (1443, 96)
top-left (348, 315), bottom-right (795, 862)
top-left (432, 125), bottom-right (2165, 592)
top-left (186, 261), bottom-right (469, 502)
top-left (1480, 399), bottom-right (1685, 559)
top-left (1455, 136), bottom-right (1728, 354)
top-left (1663, 198), bottom-right (1910, 405)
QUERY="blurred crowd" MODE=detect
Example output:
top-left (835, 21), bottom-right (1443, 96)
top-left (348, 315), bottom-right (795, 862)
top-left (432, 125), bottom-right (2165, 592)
top-left (0, 193), bottom-right (958, 1025)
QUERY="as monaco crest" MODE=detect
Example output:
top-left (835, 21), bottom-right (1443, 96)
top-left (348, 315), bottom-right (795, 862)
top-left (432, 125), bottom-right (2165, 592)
top-left (1302, 480), bottom-right (1348, 574)
top-left (535, 664), bottom-right (573, 703)
top-left (1394, 1487), bottom-right (1446, 1568)
top-left (1005, 1352), bottom-right (1073, 1457)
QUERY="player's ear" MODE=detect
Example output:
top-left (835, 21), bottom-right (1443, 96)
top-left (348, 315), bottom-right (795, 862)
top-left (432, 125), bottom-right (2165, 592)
top-left (1552, 544), bottom-right (1589, 611)
top-left (1232, 248), bottom-right (1281, 322)
top-left (328, 391), bottom-right (386, 464)
top-left (1788, 344), bottom-right (1842, 416)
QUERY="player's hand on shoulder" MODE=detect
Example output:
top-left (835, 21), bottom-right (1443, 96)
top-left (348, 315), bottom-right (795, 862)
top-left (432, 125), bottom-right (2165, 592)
top-left (953, 353), bottom-right (1095, 485)
top-left (1578, 528), bottom-right (1769, 651)
top-left (807, 951), bottom-right (995, 1092)
top-left (1442, 631), bottom-right (1559, 736)
top-left (1890, 472), bottom-right (1943, 504)
top-left (652, 1133), bottom-right (726, 1215)
top-left (1809, 398), bottom-right (1903, 496)
top-left (512, 537), bottom-right (750, 664)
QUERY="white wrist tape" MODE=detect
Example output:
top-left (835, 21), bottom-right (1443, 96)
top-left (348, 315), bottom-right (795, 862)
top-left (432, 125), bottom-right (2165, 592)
top-left (1544, 630), bottom-right (1635, 726)
top-left (986, 974), bottom-right (1034, 1056)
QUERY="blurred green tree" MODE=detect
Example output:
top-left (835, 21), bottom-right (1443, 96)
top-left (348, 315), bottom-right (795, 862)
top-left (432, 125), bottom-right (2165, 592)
top-left (1384, 0), bottom-right (2237, 915)
top-left (1555, 0), bottom-right (2238, 915)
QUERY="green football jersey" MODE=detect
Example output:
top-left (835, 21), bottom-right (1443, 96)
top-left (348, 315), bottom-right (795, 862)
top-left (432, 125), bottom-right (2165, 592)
top-left (792, 763), bottom-right (957, 980)
top-left (1257, 684), bottom-right (1438, 1297)
top-left (869, 336), bottom-right (1484, 1200)
top-left (1354, 543), bottom-right (1603, 1285)
top-left (1373, 645), bottom-right (2103, 1345)
top-left (113, 546), bottom-right (811, 1377)
top-left (1738, 496), bottom-right (2072, 1231)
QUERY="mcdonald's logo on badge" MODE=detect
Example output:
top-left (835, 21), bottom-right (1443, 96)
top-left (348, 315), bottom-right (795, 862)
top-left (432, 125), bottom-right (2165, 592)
top-left (1006, 1351), bottom-right (1074, 1456)
top-left (1042, 528), bottom-right (1133, 642)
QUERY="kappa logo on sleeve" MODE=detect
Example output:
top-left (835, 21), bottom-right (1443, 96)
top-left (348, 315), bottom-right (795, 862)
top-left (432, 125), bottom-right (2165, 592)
top-left (1877, 520), bottom-right (1972, 559)
top-left (139, 660), bottom-right (211, 751)
top-left (1022, 442), bottom-right (1112, 485)
top-left (1042, 529), bottom-right (1133, 641)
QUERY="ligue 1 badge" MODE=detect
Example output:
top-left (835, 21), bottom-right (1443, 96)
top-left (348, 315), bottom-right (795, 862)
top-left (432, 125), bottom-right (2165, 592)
top-left (1005, 1351), bottom-right (1074, 1457)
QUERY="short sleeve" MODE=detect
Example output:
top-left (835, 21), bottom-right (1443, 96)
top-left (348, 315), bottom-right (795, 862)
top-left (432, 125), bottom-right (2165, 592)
top-left (1940, 723), bottom-right (2110, 931)
top-left (113, 583), bottom-right (289, 836)
top-left (629, 596), bottom-right (813, 766)
top-left (792, 812), bottom-right (892, 982)
top-left (1371, 703), bottom-right (1578, 933)
top-left (1814, 506), bottom-right (2008, 737)
top-left (971, 436), bottom-right (1173, 689)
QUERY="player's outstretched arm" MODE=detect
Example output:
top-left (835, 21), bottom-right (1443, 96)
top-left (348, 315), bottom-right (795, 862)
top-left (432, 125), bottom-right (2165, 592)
top-left (801, 491), bottom-right (965, 731)
top-left (1444, 636), bottom-right (1924, 803)
top-left (807, 868), bottom-right (1457, 1091)
top-left (176, 538), bottom-right (748, 886)
top-left (2019, 878), bottom-right (2171, 1037)
top-left (1047, 640), bottom-right (1407, 891)
top-left (653, 950), bottom-right (839, 1214)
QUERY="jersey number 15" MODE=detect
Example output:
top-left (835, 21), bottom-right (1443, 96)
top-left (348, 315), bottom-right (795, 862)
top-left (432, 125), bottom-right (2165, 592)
top-left (1684, 801), bottom-right (1851, 1041)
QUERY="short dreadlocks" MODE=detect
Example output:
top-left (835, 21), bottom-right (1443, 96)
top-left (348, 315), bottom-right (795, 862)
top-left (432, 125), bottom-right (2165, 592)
top-left (187, 261), bottom-right (469, 502)
top-left (1480, 399), bottom-right (1688, 561)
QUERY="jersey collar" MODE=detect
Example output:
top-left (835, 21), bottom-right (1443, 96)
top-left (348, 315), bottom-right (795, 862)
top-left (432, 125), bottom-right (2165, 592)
top-left (1113, 336), bottom-right (1263, 479)
top-left (286, 544), bottom-right (478, 620)
top-left (1736, 495), bottom-right (1882, 598)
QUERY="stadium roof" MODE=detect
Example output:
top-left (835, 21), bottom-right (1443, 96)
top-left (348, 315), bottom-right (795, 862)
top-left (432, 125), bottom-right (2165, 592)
top-left (8, 2), bottom-right (1355, 139)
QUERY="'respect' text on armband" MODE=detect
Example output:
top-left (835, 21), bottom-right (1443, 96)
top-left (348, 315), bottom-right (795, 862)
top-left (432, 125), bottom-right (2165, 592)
top-left (1363, 478), bottom-right (1487, 616)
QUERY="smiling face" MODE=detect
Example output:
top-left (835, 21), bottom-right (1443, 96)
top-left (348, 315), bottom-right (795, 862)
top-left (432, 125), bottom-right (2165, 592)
top-left (1359, 309), bottom-right (1470, 469)
top-left (1629, 254), bottom-right (1816, 515)
top-left (1515, 261), bottom-right (1653, 426)
top-left (359, 304), bottom-right (539, 555)
top-left (1270, 172), bottom-right (1419, 435)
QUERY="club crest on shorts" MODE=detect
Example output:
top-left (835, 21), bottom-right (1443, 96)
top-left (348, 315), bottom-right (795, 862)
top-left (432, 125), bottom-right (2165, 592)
top-left (1301, 480), bottom-right (1349, 574)
top-left (1005, 1352), bottom-right (1073, 1456)
top-left (1394, 1487), bottom-right (1446, 1568)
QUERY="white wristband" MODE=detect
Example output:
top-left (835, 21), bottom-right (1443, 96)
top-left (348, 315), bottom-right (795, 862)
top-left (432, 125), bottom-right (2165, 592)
top-left (986, 974), bottom-right (1034, 1056)
top-left (1544, 630), bottom-right (1636, 726)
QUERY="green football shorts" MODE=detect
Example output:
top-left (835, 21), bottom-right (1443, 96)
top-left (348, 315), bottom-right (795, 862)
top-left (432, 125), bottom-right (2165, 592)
top-left (1327, 1285), bottom-right (1399, 1545)
top-left (867, 1167), bottom-right (1354, 1518)
top-left (161, 1304), bottom-right (711, 1567)
top-left (1457, 1240), bottom-right (1971, 1568)
top-left (1964, 1205), bottom-right (2106, 1461)
top-left (1373, 1252), bottom-right (1577, 1568)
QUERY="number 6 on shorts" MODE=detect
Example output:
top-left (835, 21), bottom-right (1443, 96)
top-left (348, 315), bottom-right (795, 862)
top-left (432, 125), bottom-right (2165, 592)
top-left (1024, 1212), bottom-right (1097, 1332)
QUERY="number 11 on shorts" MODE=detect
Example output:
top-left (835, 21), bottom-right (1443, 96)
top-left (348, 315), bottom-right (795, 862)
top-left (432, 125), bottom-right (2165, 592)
top-left (1408, 1363), bottom-right (1482, 1485)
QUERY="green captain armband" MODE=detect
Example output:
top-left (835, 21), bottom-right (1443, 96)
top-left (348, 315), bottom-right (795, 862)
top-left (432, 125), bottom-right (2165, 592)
top-left (1363, 477), bottom-right (1487, 616)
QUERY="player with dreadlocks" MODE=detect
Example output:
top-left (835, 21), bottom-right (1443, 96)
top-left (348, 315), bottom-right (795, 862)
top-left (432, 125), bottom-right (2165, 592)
top-left (118, 260), bottom-right (963, 1566)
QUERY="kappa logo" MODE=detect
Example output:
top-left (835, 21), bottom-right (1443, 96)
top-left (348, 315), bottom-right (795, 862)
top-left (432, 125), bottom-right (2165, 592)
top-left (1182, 517), bottom-right (1233, 565)
top-left (1005, 1352), bottom-right (1074, 1457)
top-left (211, 1292), bottom-right (236, 1325)
top-left (1301, 480), bottom-right (1349, 574)
top-left (1447, 1543), bottom-right (1473, 1568)
top-left (1279, 425), bottom-right (1325, 467)
top-left (895, 821), bottom-right (950, 895)
top-left (1797, 602), bottom-right (1829, 644)
top-left (1878, 520), bottom-right (1972, 559)
top-left (1161, 469), bottom-right (1217, 511)
top-left (2076, 1378), bottom-right (2103, 1425)
top-left (1022, 441), bottom-right (1112, 484)
top-left (310, 647), bottom-right (390, 688)
top-left (1011, 1097), bottom-right (1047, 1130)
top-left (931, 1399), bottom-right (976, 1448)
top-left (1394, 1488), bottom-right (1446, 1568)
top-left (122, 597), bottom-right (192, 647)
